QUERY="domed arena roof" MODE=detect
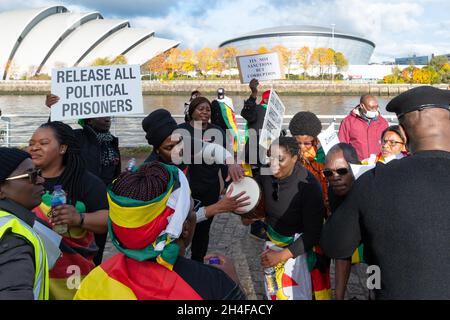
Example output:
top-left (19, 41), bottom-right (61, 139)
top-left (220, 25), bottom-right (375, 48)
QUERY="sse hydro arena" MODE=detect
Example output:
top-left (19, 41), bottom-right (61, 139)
top-left (0, 6), bottom-right (179, 80)
top-left (219, 25), bottom-right (375, 65)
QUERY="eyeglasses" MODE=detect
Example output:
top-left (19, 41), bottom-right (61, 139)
top-left (382, 139), bottom-right (404, 147)
top-left (272, 180), bottom-right (279, 201)
top-left (322, 167), bottom-right (350, 178)
top-left (5, 169), bottom-right (42, 184)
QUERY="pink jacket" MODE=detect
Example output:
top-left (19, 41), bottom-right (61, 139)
top-left (338, 107), bottom-right (389, 161)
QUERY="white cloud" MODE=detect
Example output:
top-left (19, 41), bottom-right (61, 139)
top-left (1, 0), bottom-right (449, 62)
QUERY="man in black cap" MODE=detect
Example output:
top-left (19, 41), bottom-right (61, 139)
top-left (0, 148), bottom-right (50, 299)
top-left (320, 86), bottom-right (450, 299)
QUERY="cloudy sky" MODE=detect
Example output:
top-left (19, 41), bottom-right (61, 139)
top-left (2, 0), bottom-right (449, 62)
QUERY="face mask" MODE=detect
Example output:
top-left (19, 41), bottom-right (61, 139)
top-left (365, 110), bottom-right (378, 119)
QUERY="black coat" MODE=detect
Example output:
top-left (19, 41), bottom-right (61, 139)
top-left (74, 126), bottom-right (121, 186)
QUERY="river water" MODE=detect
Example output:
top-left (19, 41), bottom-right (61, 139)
top-left (0, 94), bottom-right (395, 116)
top-left (0, 94), bottom-right (397, 147)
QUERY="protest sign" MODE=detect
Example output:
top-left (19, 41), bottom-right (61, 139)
top-left (350, 163), bottom-right (376, 180)
top-left (236, 52), bottom-right (284, 84)
top-left (259, 90), bottom-right (286, 150)
top-left (51, 64), bottom-right (143, 121)
top-left (317, 122), bottom-right (340, 154)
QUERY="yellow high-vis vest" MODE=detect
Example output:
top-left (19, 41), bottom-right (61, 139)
top-left (0, 210), bottom-right (49, 300)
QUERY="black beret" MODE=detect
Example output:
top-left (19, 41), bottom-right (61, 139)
top-left (0, 148), bottom-right (31, 183)
top-left (289, 111), bottom-right (322, 137)
top-left (386, 86), bottom-right (450, 118)
top-left (142, 109), bottom-right (178, 149)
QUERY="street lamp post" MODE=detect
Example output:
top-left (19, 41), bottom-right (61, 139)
top-left (331, 23), bottom-right (335, 83)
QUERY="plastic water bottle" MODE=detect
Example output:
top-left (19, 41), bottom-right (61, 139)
top-left (126, 158), bottom-right (136, 172)
top-left (264, 267), bottom-right (278, 296)
top-left (51, 185), bottom-right (68, 234)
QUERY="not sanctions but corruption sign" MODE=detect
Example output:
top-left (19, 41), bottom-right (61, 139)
top-left (51, 65), bottom-right (143, 121)
top-left (259, 90), bottom-right (286, 150)
top-left (317, 122), bottom-right (340, 155)
top-left (236, 52), bottom-right (284, 84)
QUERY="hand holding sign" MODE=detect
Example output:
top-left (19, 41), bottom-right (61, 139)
top-left (259, 90), bottom-right (286, 150)
top-left (51, 64), bottom-right (143, 121)
top-left (45, 94), bottom-right (60, 108)
top-left (317, 123), bottom-right (340, 155)
top-left (237, 52), bottom-right (284, 84)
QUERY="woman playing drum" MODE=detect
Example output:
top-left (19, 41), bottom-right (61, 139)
top-left (239, 137), bottom-right (325, 300)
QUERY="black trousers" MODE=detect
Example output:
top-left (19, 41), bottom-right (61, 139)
top-left (93, 232), bottom-right (108, 266)
top-left (190, 217), bottom-right (214, 262)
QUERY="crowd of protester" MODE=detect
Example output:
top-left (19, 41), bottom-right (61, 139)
top-left (0, 79), bottom-right (449, 300)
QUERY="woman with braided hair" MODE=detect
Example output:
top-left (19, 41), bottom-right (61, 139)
top-left (45, 94), bottom-right (121, 266)
top-left (28, 121), bottom-right (108, 300)
top-left (75, 162), bottom-right (246, 300)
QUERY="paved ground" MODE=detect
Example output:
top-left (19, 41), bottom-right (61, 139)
top-left (103, 211), bottom-right (371, 300)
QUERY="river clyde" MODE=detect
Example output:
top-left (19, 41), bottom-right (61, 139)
top-left (1, 94), bottom-right (395, 116)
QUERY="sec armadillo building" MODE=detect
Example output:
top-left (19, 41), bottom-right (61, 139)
top-left (220, 25), bottom-right (375, 65)
top-left (0, 6), bottom-right (179, 80)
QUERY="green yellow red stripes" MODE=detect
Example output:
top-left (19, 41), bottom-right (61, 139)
top-left (75, 253), bottom-right (203, 300)
top-left (266, 225), bottom-right (295, 247)
top-left (351, 244), bottom-right (365, 264)
top-left (218, 101), bottom-right (240, 152)
top-left (111, 206), bottom-right (175, 250)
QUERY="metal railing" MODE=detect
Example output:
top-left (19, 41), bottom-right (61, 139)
top-left (0, 113), bottom-right (399, 148)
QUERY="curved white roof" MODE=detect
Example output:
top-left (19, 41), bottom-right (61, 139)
top-left (0, 6), bottom-right (67, 79)
top-left (79, 28), bottom-right (154, 66)
top-left (8, 11), bottom-right (102, 79)
top-left (0, 7), bottom-right (179, 78)
top-left (220, 24), bottom-right (375, 48)
top-left (124, 37), bottom-right (180, 65)
top-left (41, 19), bottom-right (129, 73)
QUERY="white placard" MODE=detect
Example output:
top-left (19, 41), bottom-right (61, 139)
top-left (51, 64), bottom-right (143, 121)
top-left (259, 90), bottom-right (286, 150)
top-left (317, 122), bottom-right (340, 155)
top-left (350, 163), bottom-right (376, 180)
top-left (236, 52), bottom-right (284, 84)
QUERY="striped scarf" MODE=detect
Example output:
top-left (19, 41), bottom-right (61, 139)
top-left (108, 163), bottom-right (191, 270)
top-left (216, 98), bottom-right (240, 152)
top-left (266, 225), bottom-right (332, 300)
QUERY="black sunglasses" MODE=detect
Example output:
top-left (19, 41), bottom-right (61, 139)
top-left (323, 167), bottom-right (350, 178)
top-left (272, 180), bottom-right (279, 201)
top-left (6, 168), bottom-right (42, 184)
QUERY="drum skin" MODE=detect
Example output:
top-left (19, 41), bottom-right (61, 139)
top-left (226, 177), bottom-right (265, 220)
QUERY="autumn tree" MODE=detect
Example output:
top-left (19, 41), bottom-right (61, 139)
top-left (220, 46), bottom-right (239, 69)
top-left (296, 46), bottom-right (311, 77)
top-left (257, 46), bottom-right (269, 54)
top-left (91, 55), bottom-right (128, 66)
top-left (180, 49), bottom-right (197, 73)
top-left (430, 55), bottom-right (449, 71)
top-left (242, 49), bottom-right (256, 55)
top-left (165, 48), bottom-right (183, 75)
top-left (271, 45), bottom-right (291, 77)
top-left (401, 65), bottom-right (416, 84)
top-left (310, 48), bottom-right (335, 78)
top-left (144, 51), bottom-right (170, 78)
top-left (334, 52), bottom-right (348, 72)
top-left (196, 48), bottom-right (221, 75)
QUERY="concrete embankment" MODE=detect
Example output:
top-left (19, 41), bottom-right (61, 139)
top-left (0, 80), bottom-right (448, 96)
